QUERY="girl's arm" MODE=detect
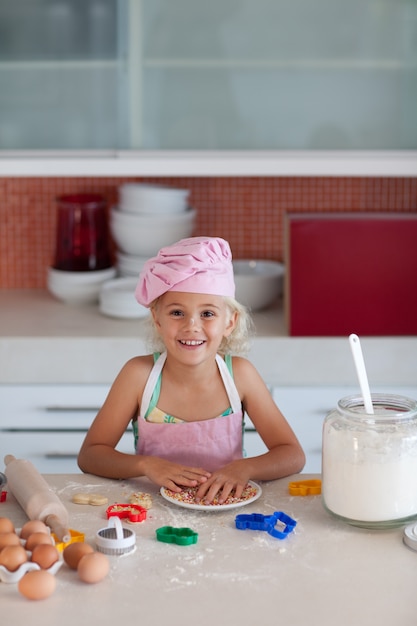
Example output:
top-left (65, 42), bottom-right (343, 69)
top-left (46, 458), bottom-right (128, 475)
top-left (77, 356), bottom-right (151, 478)
top-left (237, 356), bottom-right (306, 478)
top-left (196, 356), bottom-right (306, 503)
top-left (77, 356), bottom-right (210, 489)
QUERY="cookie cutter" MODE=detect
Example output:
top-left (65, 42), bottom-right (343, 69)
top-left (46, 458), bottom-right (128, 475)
top-left (403, 523), bottom-right (417, 552)
top-left (0, 472), bottom-right (7, 502)
top-left (52, 529), bottom-right (85, 552)
top-left (106, 503), bottom-right (147, 523)
top-left (235, 511), bottom-right (297, 539)
top-left (288, 479), bottom-right (322, 496)
top-left (156, 526), bottom-right (198, 546)
top-left (96, 516), bottom-right (136, 556)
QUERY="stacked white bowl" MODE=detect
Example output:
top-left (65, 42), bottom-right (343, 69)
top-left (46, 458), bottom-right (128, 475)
top-left (119, 183), bottom-right (189, 215)
top-left (115, 251), bottom-right (148, 278)
top-left (47, 266), bottom-right (117, 305)
top-left (105, 183), bottom-right (195, 318)
top-left (110, 183), bottom-right (196, 260)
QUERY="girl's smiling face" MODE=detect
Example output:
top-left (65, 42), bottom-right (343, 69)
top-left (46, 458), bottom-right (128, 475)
top-left (151, 291), bottom-right (237, 359)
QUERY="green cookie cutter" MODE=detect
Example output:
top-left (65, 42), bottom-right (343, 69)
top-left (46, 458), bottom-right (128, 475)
top-left (156, 526), bottom-right (198, 546)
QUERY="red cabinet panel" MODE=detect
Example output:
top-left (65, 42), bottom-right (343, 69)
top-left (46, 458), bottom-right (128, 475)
top-left (285, 213), bottom-right (417, 336)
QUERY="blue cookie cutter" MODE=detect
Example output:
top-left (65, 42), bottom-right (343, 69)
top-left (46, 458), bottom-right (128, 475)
top-left (156, 526), bottom-right (198, 546)
top-left (235, 511), bottom-right (297, 539)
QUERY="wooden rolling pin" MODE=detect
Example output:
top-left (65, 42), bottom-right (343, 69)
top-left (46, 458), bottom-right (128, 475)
top-left (4, 455), bottom-right (70, 542)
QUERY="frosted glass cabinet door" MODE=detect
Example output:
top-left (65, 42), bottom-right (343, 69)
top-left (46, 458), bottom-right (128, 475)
top-left (0, 0), bottom-right (129, 149)
top-left (138, 0), bottom-right (417, 150)
top-left (0, 0), bottom-right (415, 150)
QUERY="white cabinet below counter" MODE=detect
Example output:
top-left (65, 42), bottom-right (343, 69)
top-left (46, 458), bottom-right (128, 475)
top-left (0, 384), bottom-right (268, 474)
top-left (0, 384), bottom-right (134, 474)
top-left (2, 384), bottom-right (416, 475)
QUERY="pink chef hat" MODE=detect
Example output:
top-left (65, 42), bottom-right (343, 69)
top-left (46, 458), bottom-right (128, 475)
top-left (135, 236), bottom-right (235, 307)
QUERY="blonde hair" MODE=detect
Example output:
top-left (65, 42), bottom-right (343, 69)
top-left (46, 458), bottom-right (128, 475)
top-left (143, 296), bottom-right (254, 356)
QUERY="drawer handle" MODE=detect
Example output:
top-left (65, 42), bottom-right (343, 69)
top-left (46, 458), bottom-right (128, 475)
top-left (44, 453), bottom-right (79, 459)
top-left (45, 406), bottom-right (101, 412)
top-left (0, 427), bottom-right (132, 433)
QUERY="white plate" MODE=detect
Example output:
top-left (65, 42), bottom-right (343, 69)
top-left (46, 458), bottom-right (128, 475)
top-left (99, 277), bottom-right (148, 319)
top-left (160, 481), bottom-right (262, 511)
top-left (99, 302), bottom-right (148, 319)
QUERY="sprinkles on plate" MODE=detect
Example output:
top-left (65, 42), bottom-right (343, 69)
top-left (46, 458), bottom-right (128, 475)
top-left (162, 483), bottom-right (258, 506)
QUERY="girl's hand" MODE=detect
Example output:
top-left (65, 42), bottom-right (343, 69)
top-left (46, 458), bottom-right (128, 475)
top-left (194, 460), bottom-right (250, 504)
top-left (143, 456), bottom-right (211, 492)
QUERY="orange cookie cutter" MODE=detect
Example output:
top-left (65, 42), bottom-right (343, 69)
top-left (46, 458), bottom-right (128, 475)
top-left (288, 479), bottom-right (321, 496)
top-left (52, 529), bottom-right (85, 552)
top-left (106, 503), bottom-right (147, 523)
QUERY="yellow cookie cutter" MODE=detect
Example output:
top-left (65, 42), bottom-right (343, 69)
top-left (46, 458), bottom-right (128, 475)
top-left (52, 529), bottom-right (85, 552)
top-left (288, 479), bottom-right (321, 496)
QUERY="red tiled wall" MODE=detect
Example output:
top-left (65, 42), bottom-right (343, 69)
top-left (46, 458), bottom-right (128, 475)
top-left (1, 176), bottom-right (416, 288)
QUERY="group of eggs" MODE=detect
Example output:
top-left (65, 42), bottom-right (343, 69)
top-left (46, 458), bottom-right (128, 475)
top-left (0, 516), bottom-right (110, 600)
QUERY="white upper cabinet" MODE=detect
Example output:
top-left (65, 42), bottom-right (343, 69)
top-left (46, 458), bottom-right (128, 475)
top-left (0, 0), bottom-right (416, 174)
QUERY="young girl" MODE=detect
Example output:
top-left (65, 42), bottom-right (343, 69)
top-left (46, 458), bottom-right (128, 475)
top-left (78, 237), bottom-right (305, 503)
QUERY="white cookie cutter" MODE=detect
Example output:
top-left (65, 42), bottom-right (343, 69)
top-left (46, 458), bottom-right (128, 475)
top-left (95, 516), bottom-right (136, 556)
top-left (403, 523), bottom-right (417, 552)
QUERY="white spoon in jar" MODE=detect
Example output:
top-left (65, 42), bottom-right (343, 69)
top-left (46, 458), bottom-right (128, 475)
top-left (349, 333), bottom-right (374, 415)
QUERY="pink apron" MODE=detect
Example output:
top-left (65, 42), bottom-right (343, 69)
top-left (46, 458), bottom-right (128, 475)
top-left (136, 352), bottom-right (244, 472)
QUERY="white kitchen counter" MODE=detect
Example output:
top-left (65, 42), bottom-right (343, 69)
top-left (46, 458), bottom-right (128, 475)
top-left (0, 289), bottom-right (285, 338)
top-left (1, 289), bottom-right (416, 387)
top-left (1, 472), bottom-right (416, 626)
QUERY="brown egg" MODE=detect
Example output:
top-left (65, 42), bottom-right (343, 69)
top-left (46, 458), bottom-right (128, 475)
top-left (0, 532), bottom-right (20, 550)
top-left (25, 532), bottom-right (54, 552)
top-left (63, 542), bottom-right (94, 570)
top-left (0, 517), bottom-right (15, 534)
top-left (77, 551), bottom-right (110, 584)
top-left (18, 570), bottom-right (56, 600)
top-left (20, 520), bottom-right (49, 540)
top-left (0, 544), bottom-right (28, 571)
top-left (31, 544), bottom-right (60, 570)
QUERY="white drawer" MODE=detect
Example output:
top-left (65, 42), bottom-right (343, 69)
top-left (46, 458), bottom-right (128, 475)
top-left (1, 431), bottom-right (134, 474)
top-left (0, 384), bottom-right (131, 473)
top-left (0, 384), bottom-right (109, 428)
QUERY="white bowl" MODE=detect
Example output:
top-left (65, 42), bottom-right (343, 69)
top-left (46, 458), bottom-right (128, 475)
top-left (47, 266), bottom-right (116, 304)
top-left (233, 260), bottom-right (285, 311)
top-left (99, 277), bottom-right (148, 319)
top-left (119, 183), bottom-right (189, 215)
top-left (110, 207), bottom-right (197, 256)
top-left (116, 252), bottom-right (148, 277)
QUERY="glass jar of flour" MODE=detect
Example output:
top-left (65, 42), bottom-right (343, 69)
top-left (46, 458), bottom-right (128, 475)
top-left (322, 394), bottom-right (417, 529)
